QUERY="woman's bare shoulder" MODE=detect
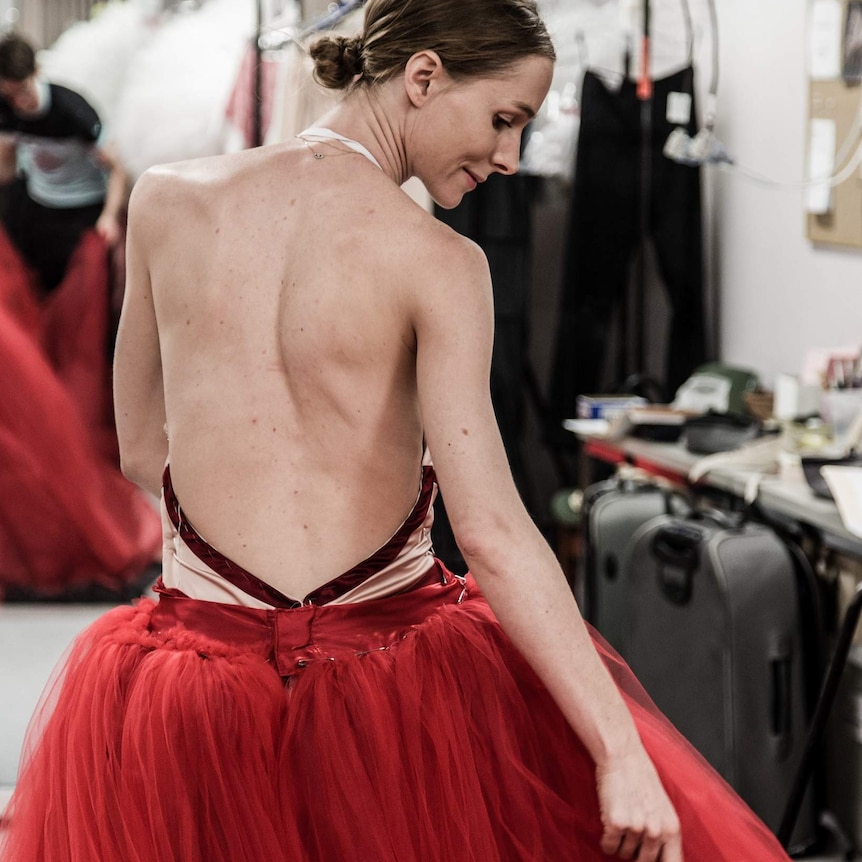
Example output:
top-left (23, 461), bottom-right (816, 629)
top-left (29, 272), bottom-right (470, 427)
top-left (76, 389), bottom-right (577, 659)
top-left (129, 152), bottom-right (248, 223)
top-left (135, 147), bottom-right (295, 228)
top-left (373, 187), bottom-right (489, 278)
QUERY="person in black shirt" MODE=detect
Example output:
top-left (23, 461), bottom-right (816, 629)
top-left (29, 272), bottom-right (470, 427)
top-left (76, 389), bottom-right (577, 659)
top-left (0, 33), bottom-right (127, 294)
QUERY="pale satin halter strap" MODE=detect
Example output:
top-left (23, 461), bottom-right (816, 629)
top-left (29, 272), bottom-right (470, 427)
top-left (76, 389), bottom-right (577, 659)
top-left (298, 126), bottom-right (383, 170)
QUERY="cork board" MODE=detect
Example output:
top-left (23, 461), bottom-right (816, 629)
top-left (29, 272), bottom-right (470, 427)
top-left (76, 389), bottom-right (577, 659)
top-left (807, 1), bottom-right (862, 248)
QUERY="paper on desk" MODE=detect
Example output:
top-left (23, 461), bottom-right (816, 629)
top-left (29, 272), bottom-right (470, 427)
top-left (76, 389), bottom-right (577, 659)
top-left (822, 466), bottom-right (862, 538)
top-left (563, 418), bottom-right (609, 437)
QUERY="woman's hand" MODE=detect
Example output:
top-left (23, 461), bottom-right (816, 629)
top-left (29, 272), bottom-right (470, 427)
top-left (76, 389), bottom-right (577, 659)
top-left (596, 748), bottom-right (683, 861)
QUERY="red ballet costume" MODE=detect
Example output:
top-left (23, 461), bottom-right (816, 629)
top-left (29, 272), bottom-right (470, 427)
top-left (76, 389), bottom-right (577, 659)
top-left (0, 460), bottom-right (792, 861)
top-left (0, 226), bottom-right (160, 595)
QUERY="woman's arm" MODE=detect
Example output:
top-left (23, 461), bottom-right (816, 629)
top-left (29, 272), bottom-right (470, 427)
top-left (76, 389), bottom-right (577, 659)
top-left (407, 229), bottom-right (683, 862)
top-left (113, 173), bottom-right (168, 496)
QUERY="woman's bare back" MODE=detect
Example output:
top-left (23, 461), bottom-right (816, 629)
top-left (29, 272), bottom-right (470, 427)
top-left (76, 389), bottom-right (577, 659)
top-left (142, 143), bottom-right (436, 597)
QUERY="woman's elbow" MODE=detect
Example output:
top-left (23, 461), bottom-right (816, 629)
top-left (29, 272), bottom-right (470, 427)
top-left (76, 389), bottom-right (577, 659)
top-left (118, 443), bottom-right (164, 496)
top-left (455, 519), bottom-right (517, 578)
top-left (453, 506), bottom-right (553, 582)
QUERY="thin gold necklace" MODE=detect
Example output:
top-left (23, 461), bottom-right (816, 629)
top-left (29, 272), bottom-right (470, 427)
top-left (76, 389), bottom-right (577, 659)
top-left (296, 134), bottom-right (360, 161)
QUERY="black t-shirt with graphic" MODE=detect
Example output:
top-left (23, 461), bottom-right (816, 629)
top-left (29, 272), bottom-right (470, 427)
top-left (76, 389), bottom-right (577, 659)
top-left (0, 83), bottom-right (106, 207)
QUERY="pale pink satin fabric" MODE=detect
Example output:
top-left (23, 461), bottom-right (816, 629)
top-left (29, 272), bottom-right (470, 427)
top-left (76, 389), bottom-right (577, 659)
top-left (160, 460), bottom-right (437, 608)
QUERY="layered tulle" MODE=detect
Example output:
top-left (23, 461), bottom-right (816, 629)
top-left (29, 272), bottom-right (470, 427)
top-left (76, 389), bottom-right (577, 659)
top-left (1, 572), bottom-right (790, 861)
top-left (0, 227), bottom-right (160, 595)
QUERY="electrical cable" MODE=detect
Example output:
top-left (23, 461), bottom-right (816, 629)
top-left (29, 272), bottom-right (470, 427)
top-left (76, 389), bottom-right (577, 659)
top-left (704, 0), bottom-right (718, 126)
top-left (719, 98), bottom-right (862, 187)
top-left (680, 0), bottom-right (694, 67)
top-left (722, 137), bottom-right (862, 189)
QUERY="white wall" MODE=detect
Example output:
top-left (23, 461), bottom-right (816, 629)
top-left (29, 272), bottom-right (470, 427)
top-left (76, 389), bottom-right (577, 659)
top-left (712, 0), bottom-right (861, 387)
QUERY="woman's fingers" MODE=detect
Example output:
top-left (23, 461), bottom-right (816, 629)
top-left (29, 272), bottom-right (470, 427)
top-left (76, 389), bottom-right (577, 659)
top-left (617, 828), bottom-right (646, 858)
top-left (634, 828), bottom-right (667, 861)
top-left (600, 817), bottom-right (683, 861)
top-left (599, 822), bottom-right (626, 856)
top-left (660, 832), bottom-right (685, 862)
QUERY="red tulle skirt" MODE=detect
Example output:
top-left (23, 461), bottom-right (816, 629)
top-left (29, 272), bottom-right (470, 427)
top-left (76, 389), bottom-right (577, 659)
top-left (0, 227), bottom-right (160, 594)
top-left (1, 568), bottom-right (791, 861)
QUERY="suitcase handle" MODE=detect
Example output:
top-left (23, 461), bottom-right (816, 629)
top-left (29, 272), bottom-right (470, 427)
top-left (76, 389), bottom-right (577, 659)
top-left (770, 653), bottom-right (792, 754)
top-left (650, 524), bottom-right (701, 605)
top-left (689, 507), bottom-right (742, 530)
top-left (661, 488), bottom-right (690, 517)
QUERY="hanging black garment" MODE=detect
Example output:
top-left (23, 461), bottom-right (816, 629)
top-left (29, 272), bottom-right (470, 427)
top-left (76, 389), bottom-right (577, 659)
top-left (433, 170), bottom-right (534, 572)
top-left (548, 65), bottom-right (708, 436)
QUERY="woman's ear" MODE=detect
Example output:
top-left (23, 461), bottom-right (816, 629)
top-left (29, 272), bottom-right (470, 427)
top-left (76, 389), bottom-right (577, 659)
top-left (403, 50), bottom-right (445, 108)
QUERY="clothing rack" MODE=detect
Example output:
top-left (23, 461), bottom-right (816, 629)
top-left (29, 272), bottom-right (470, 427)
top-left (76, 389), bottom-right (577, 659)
top-left (252, 0), bottom-right (366, 145)
top-left (256, 0), bottom-right (365, 52)
top-left (299, 0), bottom-right (365, 39)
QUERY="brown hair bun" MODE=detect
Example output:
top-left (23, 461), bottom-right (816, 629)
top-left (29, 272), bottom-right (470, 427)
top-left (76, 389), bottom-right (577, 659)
top-left (309, 35), bottom-right (365, 90)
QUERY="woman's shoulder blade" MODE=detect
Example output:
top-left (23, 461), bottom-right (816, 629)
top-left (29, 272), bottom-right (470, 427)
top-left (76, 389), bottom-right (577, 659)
top-left (129, 152), bottom-right (250, 236)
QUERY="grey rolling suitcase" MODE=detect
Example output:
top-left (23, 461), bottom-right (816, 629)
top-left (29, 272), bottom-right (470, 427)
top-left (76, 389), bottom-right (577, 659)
top-left (580, 472), bottom-right (687, 655)
top-left (625, 509), bottom-right (816, 850)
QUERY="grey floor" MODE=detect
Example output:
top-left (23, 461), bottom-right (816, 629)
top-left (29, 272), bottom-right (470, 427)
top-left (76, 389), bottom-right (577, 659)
top-left (0, 602), bottom-right (854, 859)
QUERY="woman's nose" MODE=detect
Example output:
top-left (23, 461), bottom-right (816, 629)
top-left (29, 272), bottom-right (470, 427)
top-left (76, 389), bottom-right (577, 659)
top-left (492, 136), bottom-right (520, 176)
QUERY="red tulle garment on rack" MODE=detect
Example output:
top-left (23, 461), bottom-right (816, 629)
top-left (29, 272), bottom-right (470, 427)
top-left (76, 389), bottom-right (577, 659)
top-left (0, 226), bottom-right (160, 596)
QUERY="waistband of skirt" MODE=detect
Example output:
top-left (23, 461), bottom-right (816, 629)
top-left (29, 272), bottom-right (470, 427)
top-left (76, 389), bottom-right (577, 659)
top-left (149, 560), bottom-right (472, 677)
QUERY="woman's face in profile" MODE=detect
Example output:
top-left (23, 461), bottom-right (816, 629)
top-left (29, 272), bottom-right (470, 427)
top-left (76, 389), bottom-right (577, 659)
top-left (411, 55), bottom-right (553, 209)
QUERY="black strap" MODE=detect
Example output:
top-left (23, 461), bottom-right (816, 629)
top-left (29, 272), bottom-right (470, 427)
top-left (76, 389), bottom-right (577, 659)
top-left (778, 583), bottom-right (862, 847)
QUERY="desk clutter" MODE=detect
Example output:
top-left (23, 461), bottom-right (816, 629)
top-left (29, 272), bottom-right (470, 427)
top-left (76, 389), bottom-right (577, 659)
top-left (567, 353), bottom-right (862, 540)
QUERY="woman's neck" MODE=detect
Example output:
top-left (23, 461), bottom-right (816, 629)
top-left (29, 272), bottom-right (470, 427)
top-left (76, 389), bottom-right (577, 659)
top-left (314, 85), bottom-right (411, 187)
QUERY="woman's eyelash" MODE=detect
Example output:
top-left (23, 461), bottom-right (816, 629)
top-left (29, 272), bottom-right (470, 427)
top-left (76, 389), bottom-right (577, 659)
top-left (494, 116), bottom-right (513, 129)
